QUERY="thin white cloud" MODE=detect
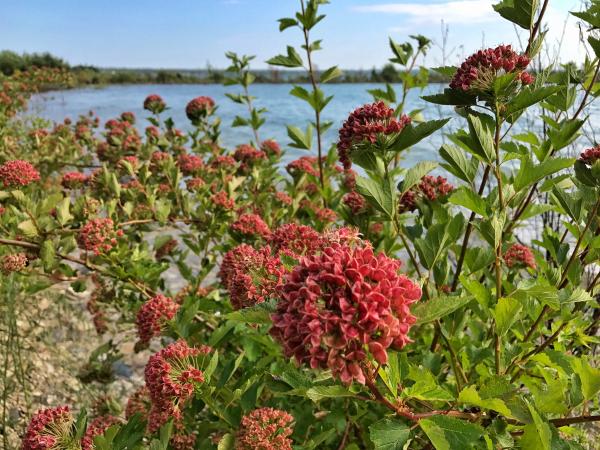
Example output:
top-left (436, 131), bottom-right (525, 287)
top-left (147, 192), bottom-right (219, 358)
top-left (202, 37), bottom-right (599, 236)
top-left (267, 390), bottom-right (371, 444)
top-left (353, 0), bottom-right (496, 25)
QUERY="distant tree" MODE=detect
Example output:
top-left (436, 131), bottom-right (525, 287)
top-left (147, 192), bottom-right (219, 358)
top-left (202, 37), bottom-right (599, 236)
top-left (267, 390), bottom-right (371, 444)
top-left (380, 63), bottom-right (399, 83)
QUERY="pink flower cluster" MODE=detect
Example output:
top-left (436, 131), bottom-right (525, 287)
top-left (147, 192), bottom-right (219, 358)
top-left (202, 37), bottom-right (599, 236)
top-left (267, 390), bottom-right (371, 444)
top-left (81, 415), bottom-right (120, 450)
top-left (144, 340), bottom-right (210, 432)
top-left (399, 175), bottom-right (454, 212)
top-left (144, 94), bottom-right (166, 114)
top-left (450, 45), bottom-right (532, 92)
top-left (579, 145), bottom-right (600, 165)
top-left (211, 191), bottom-right (235, 210)
top-left (77, 218), bottom-right (123, 255)
top-left (232, 213), bottom-right (271, 240)
top-left (343, 191), bottom-right (367, 214)
top-left (61, 171), bottom-right (88, 189)
top-left (219, 244), bottom-right (285, 310)
top-left (1, 252), bottom-right (28, 275)
top-left (235, 407), bottom-right (294, 450)
top-left (125, 386), bottom-right (152, 420)
top-left (21, 406), bottom-right (73, 450)
top-left (120, 111), bottom-right (136, 124)
top-left (260, 139), bottom-right (281, 157)
top-left (186, 96), bottom-right (215, 122)
top-left (270, 242), bottom-right (421, 385)
top-left (268, 223), bottom-right (322, 258)
top-left (177, 153), bottom-right (204, 175)
top-left (136, 294), bottom-right (180, 345)
top-left (338, 102), bottom-right (411, 169)
top-left (234, 144), bottom-right (267, 170)
top-left (274, 191), bottom-right (292, 205)
top-left (286, 156), bottom-right (320, 178)
top-left (0, 160), bottom-right (40, 187)
top-left (504, 243), bottom-right (536, 270)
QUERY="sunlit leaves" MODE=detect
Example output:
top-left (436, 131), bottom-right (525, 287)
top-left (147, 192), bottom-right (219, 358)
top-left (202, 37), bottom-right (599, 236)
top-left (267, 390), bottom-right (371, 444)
top-left (266, 46), bottom-right (303, 68)
top-left (369, 419), bottom-right (410, 450)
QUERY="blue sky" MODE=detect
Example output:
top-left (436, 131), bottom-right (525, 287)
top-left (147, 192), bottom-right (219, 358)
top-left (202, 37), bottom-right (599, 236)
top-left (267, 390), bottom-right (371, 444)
top-left (0, 0), bottom-right (587, 70)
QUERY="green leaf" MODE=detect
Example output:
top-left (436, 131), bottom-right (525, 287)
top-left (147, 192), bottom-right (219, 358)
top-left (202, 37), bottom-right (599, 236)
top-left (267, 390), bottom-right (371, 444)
top-left (399, 161), bottom-right (438, 196)
top-left (266, 46), bottom-right (303, 68)
top-left (40, 240), bottom-right (56, 272)
top-left (514, 156), bottom-right (575, 191)
top-left (467, 114), bottom-right (495, 163)
top-left (217, 433), bottom-right (235, 450)
top-left (412, 295), bottom-right (473, 325)
top-left (225, 299), bottom-right (276, 324)
top-left (493, 0), bottom-right (537, 30)
top-left (548, 119), bottom-right (585, 152)
top-left (420, 415), bottom-right (484, 450)
top-left (155, 199), bottom-right (171, 223)
top-left (356, 176), bottom-right (396, 219)
top-left (287, 124), bottom-right (313, 150)
top-left (320, 66), bottom-right (342, 83)
top-left (571, 358), bottom-right (600, 401)
top-left (520, 401), bottom-right (552, 450)
top-left (506, 86), bottom-right (561, 116)
top-left (306, 385), bottom-right (355, 402)
top-left (391, 119), bottom-right (450, 153)
top-left (17, 219), bottom-right (38, 237)
top-left (494, 297), bottom-right (522, 336)
top-left (278, 17), bottom-right (298, 31)
top-left (588, 36), bottom-right (600, 59)
top-left (449, 187), bottom-right (488, 218)
top-left (458, 385), bottom-right (514, 418)
top-left (439, 144), bottom-right (478, 184)
top-left (369, 419), bottom-right (410, 450)
top-left (422, 89), bottom-right (476, 106)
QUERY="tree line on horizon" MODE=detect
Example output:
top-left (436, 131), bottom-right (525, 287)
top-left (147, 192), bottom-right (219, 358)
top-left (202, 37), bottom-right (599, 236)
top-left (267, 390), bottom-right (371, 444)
top-left (0, 49), bottom-right (455, 84)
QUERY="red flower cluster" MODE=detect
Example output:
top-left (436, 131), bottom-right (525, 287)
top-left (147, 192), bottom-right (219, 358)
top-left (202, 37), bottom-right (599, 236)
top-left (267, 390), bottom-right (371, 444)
top-left (219, 244), bottom-right (284, 310)
top-left (0, 160), bottom-right (40, 187)
top-left (144, 94), bottom-right (166, 114)
top-left (234, 144), bottom-right (266, 169)
top-left (151, 151), bottom-right (170, 164)
top-left (144, 340), bottom-right (210, 432)
top-left (125, 386), bottom-right (151, 419)
top-left (1, 253), bottom-right (28, 275)
top-left (269, 223), bottom-right (322, 258)
top-left (170, 433), bottom-right (197, 450)
top-left (235, 407), bottom-right (294, 450)
top-left (186, 96), bottom-right (215, 122)
top-left (177, 153), bottom-right (204, 175)
top-left (61, 171), bottom-right (88, 189)
top-left (185, 177), bottom-right (205, 191)
top-left (231, 213), bottom-right (271, 240)
top-left (450, 45), bottom-right (531, 92)
top-left (274, 191), bottom-right (292, 205)
top-left (270, 242), bottom-right (421, 385)
top-left (77, 218), bottom-right (123, 255)
top-left (136, 294), bottom-right (180, 345)
top-left (504, 243), bottom-right (536, 270)
top-left (260, 139), bottom-right (282, 157)
top-left (120, 111), bottom-right (136, 124)
top-left (337, 102), bottom-right (411, 169)
top-left (21, 406), bottom-right (74, 450)
top-left (286, 156), bottom-right (320, 178)
top-left (343, 191), bottom-right (367, 214)
top-left (211, 191), bottom-right (235, 210)
top-left (81, 415), bottom-right (120, 450)
top-left (399, 175), bottom-right (454, 212)
top-left (210, 155), bottom-right (237, 170)
top-left (579, 145), bottom-right (600, 165)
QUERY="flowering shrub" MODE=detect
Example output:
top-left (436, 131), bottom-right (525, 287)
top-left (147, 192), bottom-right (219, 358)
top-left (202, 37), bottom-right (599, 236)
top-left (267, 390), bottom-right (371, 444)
top-left (3, 1), bottom-right (600, 449)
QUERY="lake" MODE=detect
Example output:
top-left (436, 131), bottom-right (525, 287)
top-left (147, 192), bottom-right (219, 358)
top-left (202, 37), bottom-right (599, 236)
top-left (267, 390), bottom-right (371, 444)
top-left (29, 83), bottom-right (452, 166)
